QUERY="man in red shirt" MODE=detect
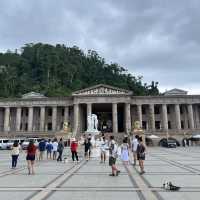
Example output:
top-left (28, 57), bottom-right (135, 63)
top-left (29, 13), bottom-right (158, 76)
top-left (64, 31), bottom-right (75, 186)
top-left (70, 138), bottom-right (79, 163)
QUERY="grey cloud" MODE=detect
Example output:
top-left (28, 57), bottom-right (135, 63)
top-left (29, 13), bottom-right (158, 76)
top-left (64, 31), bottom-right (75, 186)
top-left (0, 0), bottom-right (200, 93)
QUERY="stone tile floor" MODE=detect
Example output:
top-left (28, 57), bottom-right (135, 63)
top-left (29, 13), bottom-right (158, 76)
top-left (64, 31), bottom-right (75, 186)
top-left (0, 146), bottom-right (200, 200)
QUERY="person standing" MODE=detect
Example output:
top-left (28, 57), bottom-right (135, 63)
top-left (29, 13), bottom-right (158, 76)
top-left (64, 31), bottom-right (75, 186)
top-left (137, 137), bottom-right (146, 175)
top-left (131, 135), bottom-right (139, 166)
top-left (70, 138), bottom-right (79, 163)
top-left (100, 136), bottom-right (108, 163)
top-left (26, 140), bottom-right (37, 175)
top-left (46, 139), bottom-right (53, 159)
top-left (57, 138), bottom-right (64, 162)
top-left (11, 140), bottom-right (21, 169)
top-left (38, 139), bottom-right (46, 161)
top-left (121, 138), bottom-right (129, 165)
top-left (84, 138), bottom-right (92, 161)
top-left (108, 136), bottom-right (120, 176)
top-left (52, 138), bottom-right (58, 160)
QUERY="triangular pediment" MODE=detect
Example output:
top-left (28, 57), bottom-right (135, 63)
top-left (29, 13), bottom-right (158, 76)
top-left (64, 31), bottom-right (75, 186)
top-left (72, 84), bottom-right (133, 96)
top-left (164, 88), bottom-right (188, 96)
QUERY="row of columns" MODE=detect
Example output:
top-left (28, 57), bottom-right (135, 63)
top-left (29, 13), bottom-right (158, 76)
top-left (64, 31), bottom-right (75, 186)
top-left (72, 103), bottom-right (196, 135)
top-left (143, 104), bottom-right (195, 131)
top-left (2, 106), bottom-right (69, 132)
top-left (2, 103), bottom-right (197, 133)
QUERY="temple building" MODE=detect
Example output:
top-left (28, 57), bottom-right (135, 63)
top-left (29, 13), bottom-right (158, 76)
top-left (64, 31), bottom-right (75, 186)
top-left (0, 84), bottom-right (199, 140)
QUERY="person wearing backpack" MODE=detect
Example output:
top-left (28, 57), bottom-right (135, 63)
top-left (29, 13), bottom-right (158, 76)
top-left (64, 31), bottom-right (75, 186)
top-left (57, 138), bottom-right (64, 162)
top-left (108, 136), bottom-right (120, 176)
top-left (137, 137), bottom-right (146, 174)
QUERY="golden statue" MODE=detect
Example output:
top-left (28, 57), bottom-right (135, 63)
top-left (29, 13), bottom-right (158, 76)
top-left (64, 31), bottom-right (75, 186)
top-left (133, 120), bottom-right (145, 145)
top-left (133, 121), bottom-right (143, 132)
top-left (63, 122), bottom-right (68, 132)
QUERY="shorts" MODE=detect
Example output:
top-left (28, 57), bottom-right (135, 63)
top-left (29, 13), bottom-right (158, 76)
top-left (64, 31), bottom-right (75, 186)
top-left (26, 155), bottom-right (35, 161)
top-left (137, 153), bottom-right (145, 160)
top-left (109, 157), bottom-right (116, 166)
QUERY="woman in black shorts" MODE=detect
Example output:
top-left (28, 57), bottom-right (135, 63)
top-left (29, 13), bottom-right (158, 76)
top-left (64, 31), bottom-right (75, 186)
top-left (26, 140), bottom-right (37, 175)
top-left (137, 137), bottom-right (146, 175)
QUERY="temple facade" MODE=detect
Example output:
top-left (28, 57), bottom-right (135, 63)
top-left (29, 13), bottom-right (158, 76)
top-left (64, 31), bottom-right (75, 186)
top-left (0, 84), bottom-right (200, 140)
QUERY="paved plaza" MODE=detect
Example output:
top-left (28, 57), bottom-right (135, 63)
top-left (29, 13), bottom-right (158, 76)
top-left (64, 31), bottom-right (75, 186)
top-left (0, 147), bottom-right (200, 200)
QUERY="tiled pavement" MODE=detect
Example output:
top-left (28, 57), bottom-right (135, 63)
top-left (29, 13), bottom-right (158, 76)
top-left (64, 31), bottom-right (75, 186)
top-left (0, 147), bottom-right (200, 200)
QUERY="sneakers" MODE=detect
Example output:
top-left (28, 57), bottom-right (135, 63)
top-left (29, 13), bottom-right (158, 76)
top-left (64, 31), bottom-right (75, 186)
top-left (116, 170), bottom-right (121, 176)
top-left (109, 173), bottom-right (115, 176)
top-left (109, 170), bottom-right (121, 177)
top-left (140, 171), bottom-right (145, 175)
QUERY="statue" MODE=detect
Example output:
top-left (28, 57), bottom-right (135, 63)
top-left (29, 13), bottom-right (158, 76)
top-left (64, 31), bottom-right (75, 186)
top-left (92, 114), bottom-right (98, 131)
top-left (134, 121), bottom-right (141, 130)
top-left (63, 122), bottom-right (68, 132)
top-left (86, 114), bottom-right (99, 135)
top-left (94, 115), bottom-right (98, 130)
top-left (87, 115), bottom-right (92, 131)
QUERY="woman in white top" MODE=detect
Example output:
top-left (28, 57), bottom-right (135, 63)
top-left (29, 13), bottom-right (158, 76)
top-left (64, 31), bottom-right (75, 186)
top-left (52, 138), bottom-right (58, 160)
top-left (100, 136), bottom-right (108, 163)
top-left (11, 140), bottom-right (21, 168)
top-left (121, 138), bottom-right (129, 165)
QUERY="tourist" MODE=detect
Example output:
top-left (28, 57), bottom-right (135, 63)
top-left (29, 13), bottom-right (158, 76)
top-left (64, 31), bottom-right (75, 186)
top-left (100, 136), bottom-right (108, 163)
top-left (26, 140), bottom-right (37, 175)
top-left (131, 135), bottom-right (139, 166)
top-left (52, 138), bottom-right (58, 160)
top-left (11, 140), bottom-right (21, 169)
top-left (57, 138), bottom-right (64, 162)
top-left (46, 139), bottom-right (53, 159)
top-left (121, 138), bottom-right (129, 165)
top-left (108, 136), bottom-right (120, 176)
top-left (70, 138), bottom-right (79, 163)
top-left (84, 138), bottom-right (92, 161)
top-left (137, 137), bottom-right (146, 175)
top-left (38, 139), bottom-right (46, 161)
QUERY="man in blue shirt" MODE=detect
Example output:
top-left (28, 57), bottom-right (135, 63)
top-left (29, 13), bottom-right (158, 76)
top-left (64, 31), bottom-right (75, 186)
top-left (38, 139), bottom-right (46, 161)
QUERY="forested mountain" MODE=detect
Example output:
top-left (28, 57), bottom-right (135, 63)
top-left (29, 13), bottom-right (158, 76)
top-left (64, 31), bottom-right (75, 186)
top-left (0, 43), bottom-right (159, 98)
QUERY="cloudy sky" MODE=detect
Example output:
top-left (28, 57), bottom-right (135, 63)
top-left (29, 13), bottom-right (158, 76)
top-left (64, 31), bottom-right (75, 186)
top-left (0, 0), bottom-right (199, 94)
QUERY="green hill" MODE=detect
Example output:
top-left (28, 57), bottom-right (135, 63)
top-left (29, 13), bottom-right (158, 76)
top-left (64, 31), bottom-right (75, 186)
top-left (0, 43), bottom-right (159, 97)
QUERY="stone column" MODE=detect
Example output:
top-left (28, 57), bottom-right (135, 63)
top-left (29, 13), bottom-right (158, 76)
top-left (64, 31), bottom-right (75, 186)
top-left (161, 104), bottom-right (168, 131)
top-left (73, 104), bottom-right (79, 135)
top-left (28, 107), bottom-right (33, 132)
top-left (188, 104), bottom-right (194, 129)
top-left (112, 103), bottom-right (118, 133)
top-left (149, 104), bottom-right (155, 131)
top-left (52, 106), bottom-right (57, 131)
top-left (4, 107), bottom-right (10, 132)
top-left (16, 107), bottom-right (22, 131)
top-left (125, 103), bottom-right (131, 133)
top-left (40, 107), bottom-right (45, 131)
top-left (175, 104), bottom-right (181, 130)
top-left (64, 106), bottom-right (69, 123)
top-left (183, 105), bottom-right (188, 129)
top-left (195, 105), bottom-right (200, 129)
top-left (136, 104), bottom-right (142, 128)
top-left (87, 103), bottom-right (92, 117)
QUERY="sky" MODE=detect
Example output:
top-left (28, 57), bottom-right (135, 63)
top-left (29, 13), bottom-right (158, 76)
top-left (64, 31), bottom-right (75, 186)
top-left (0, 0), bottom-right (199, 94)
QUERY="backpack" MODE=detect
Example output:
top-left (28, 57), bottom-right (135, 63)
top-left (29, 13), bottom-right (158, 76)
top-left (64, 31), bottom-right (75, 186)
top-left (57, 142), bottom-right (64, 151)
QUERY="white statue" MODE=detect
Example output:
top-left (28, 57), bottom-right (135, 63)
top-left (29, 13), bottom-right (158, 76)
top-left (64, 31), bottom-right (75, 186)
top-left (86, 114), bottom-right (99, 134)
top-left (87, 115), bottom-right (92, 131)
top-left (94, 115), bottom-right (98, 130)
